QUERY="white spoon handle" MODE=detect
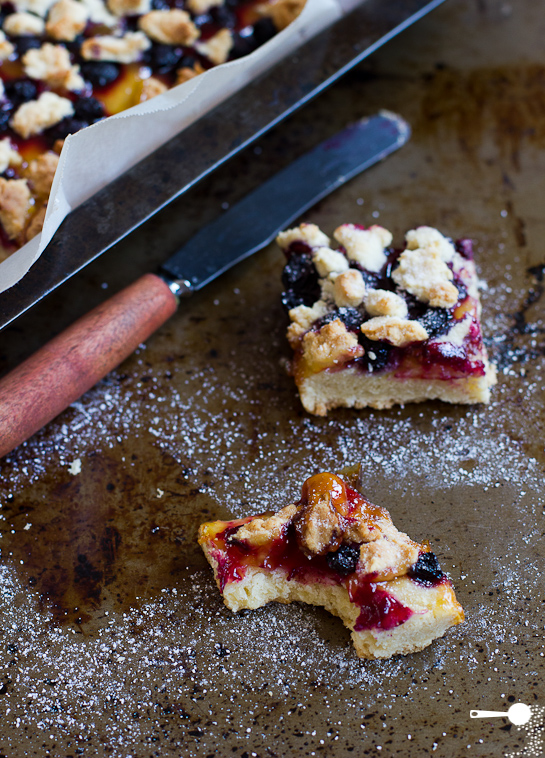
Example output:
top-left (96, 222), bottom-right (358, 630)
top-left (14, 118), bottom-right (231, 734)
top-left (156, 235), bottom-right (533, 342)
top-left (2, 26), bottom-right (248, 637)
top-left (470, 710), bottom-right (508, 719)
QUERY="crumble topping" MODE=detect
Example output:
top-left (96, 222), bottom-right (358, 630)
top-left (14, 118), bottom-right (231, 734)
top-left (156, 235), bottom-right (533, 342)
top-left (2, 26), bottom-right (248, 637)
top-left (358, 536), bottom-right (420, 582)
top-left (3, 11), bottom-right (46, 35)
top-left (360, 316), bottom-right (429, 347)
top-left (0, 139), bottom-right (23, 173)
top-left (259, 0), bottom-right (305, 30)
top-left (138, 9), bottom-right (199, 46)
top-left (333, 269), bottom-right (366, 308)
top-left (79, 0), bottom-right (117, 26)
top-left (287, 300), bottom-right (329, 347)
top-left (312, 247), bottom-right (349, 277)
top-left (175, 63), bottom-right (204, 85)
top-left (80, 31), bottom-right (151, 63)
top-left (392, 246), bottom-right (459, 308)
top-left (0, 31), bottom-right (15, 60)
top-left (24, 152), bottom-right (59, 198)
top-left (195, 28), bottom-right (233, 65)
top-left (301, 319), bottom-right (364, 373)
top-left (23, 42), bottom-right (85, 91)
top-left (333, 224), bottom-right (391, 272)
top-left (235, 504), bottom-right (298, 547)
top-left (140, 76), bottom-right (167, 102)
top-left (25, 203), bottom-right (47, 241)
top-left (186, 0), bottom-right (224, 13)
top-left (276, 222), bottom-right (330, 251)
top-left (364, 289), bottom-right (408, 319)
top-left (0, 178), bottom-right (31, 240)
top-left (45, 0), bottom-right (89, 41)
top-left (12, 0), bottom-right (56, 17)
top-left (406, 225), bottom-right (455, 262)
top-left (10, 91), bottom-right (74, 138)
top-left (107, 0), bottom-right (150, 16)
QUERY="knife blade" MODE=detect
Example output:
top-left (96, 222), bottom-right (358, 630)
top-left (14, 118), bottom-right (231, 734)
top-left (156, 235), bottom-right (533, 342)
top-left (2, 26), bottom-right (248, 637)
top-left (160, 111), bottom-right (409, 291)
top-left (0, 112), bottom-right (410, 459)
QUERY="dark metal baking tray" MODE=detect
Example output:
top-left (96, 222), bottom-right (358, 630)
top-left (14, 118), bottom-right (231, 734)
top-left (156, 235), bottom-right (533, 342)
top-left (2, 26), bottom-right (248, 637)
top-left (0, 0), bottom-right (444, 329)
top-left (1, 1), bottom-right (545, 757)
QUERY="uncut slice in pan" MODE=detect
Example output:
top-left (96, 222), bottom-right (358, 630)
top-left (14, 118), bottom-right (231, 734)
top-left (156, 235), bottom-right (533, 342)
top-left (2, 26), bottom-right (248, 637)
top-left (198, 472), bottom-right (464, 660)
top-left (278, 223), bottom-right (496, 415)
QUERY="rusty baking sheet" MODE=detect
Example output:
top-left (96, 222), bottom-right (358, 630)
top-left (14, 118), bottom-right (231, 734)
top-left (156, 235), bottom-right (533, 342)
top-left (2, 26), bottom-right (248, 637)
top-left (0, 0), bottom-right (545, 756)
top-left (0, 0), bottom-right (444, 330)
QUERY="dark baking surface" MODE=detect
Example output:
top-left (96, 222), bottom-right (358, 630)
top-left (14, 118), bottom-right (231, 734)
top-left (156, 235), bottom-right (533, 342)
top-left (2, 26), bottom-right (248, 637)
top-left (1, 0), bottom-right (545, 755)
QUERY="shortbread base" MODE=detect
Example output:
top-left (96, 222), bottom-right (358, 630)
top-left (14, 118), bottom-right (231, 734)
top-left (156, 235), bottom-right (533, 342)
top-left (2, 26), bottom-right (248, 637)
top-left (297, 361), bottom-right (497, 416)
top-left (202, 547), bottom-right (464, 660)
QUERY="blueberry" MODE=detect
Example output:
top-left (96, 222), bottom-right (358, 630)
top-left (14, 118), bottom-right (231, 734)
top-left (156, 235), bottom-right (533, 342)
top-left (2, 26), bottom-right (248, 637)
top-left (320, 307), bottom-right (364, 332)
top-left (417, 307), bottom-right (453, 339)
top-left (252, 17), bottom-right (277, 45)
top-left (63, 34), bottom-right (84, 56)
top-left (281, 289), bottom-right (303, 311)
top-left (281, 253), bottom-right (320, 310)
top-left (409, 552), bottom-right (445, 586)
top-left (210, 4), bottom-right (236, 27)
top-left (230, 32), bottom-right (256, 59)
top-left (73, 95), bottom-right (104, 122)
top-left (14, 36), bottom-right (42, 56)
top-left (454, 278), bottom-right (467, 302)
top-left (455, 238), bottom-right (473, 260)
top-left (358, 334), bottom-right (393, 372)
top-left (326, 544), bottom-right (360, 576)
top-left (0, 109), bottom-right (11, 131)
top-left (151, 0), bottom-right (170, 7)
top-left (5, 79), bottom-right (38, 106)
top-left (144, 43), bottom-right (183, 74)
top-left (47, 117), bottom-right (89, 141)
top-left (80, 61), bottom-right (120, 88)
top-left (178, 54), bottom-right (196, 69)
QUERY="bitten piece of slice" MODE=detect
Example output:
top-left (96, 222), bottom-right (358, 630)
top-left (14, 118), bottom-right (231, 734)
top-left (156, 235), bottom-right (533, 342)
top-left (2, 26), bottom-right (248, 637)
top-left (279, 223), bottom-right (496, 415)
top-left (198, 472), bottom-right (464, 659)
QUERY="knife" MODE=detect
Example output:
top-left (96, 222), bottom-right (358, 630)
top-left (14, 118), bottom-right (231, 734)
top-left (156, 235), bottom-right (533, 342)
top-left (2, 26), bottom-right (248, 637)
top-left (0, 112), bottom-right (410, 459)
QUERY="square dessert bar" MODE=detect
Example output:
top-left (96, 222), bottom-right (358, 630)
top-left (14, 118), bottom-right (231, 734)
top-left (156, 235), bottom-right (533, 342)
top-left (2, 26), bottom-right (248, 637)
top-left (199, 472), bottom-right (464, 659)
top-left (278, 223), bottom-right (496, 415)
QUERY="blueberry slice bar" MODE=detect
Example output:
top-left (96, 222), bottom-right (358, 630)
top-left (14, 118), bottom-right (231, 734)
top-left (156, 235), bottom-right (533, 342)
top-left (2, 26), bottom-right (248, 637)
top-left (198, 472), bottom-right (464, 659)
top-left (278, 223), bottom-right (496, 415)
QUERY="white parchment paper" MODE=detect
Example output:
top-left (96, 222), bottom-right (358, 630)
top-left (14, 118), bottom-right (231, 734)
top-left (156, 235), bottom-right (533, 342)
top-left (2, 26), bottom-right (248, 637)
top-left (0, 0), bottom-right (362, 293)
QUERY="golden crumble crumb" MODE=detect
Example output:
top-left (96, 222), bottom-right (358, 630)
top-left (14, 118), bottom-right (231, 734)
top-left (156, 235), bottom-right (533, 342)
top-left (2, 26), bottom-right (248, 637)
top-left (364, 289), bottom-right (408, 319)
top-left (46, 0), bottom-right (89, 41)
top-left (25, 202), bottom-right (47, 242)
top-left (333, 269), bottom-right (366, 308)
top-left (301, 319), bottom-right (364, 374)
top-left (4, 11), bottom-right (45, 35)
top-left (24, 151), bottom-right (59, 198)
top-left (392, 247), bottom-right (459, 308)
top-left (195, 28), bottom-right (233, 65)
top-left (360, 316), bottom-right (429, 347)
top-left (81, 31), bottom-right (150, 63)
top-left (107, 0), bottom-right (150, 16)
top-left (10, 92), bottom-right (74, 138)
top-left (258, 0), bottom-right (305, 30)
top-left (140, 76), bottom-right (167, 102)
top-left (276, 223), bottom-right (330, 252)
top-left (0, 178), bottom-right (31, 240)
top-left (175, 63), bottom-right (204, 85)
top-left (23, 42), bottom-right (84, 91)
top-left (138, 9), bottom-right (199, 46)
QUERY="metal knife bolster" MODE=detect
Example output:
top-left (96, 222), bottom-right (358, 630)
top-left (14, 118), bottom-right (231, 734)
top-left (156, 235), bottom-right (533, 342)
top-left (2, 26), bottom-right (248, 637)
top-left (158, 112), bottom-right (411, 293)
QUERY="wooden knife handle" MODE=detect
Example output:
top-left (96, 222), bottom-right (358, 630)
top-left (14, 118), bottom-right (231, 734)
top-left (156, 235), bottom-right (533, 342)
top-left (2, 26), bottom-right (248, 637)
top-left (0, 273), bottom-right (178, 459)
